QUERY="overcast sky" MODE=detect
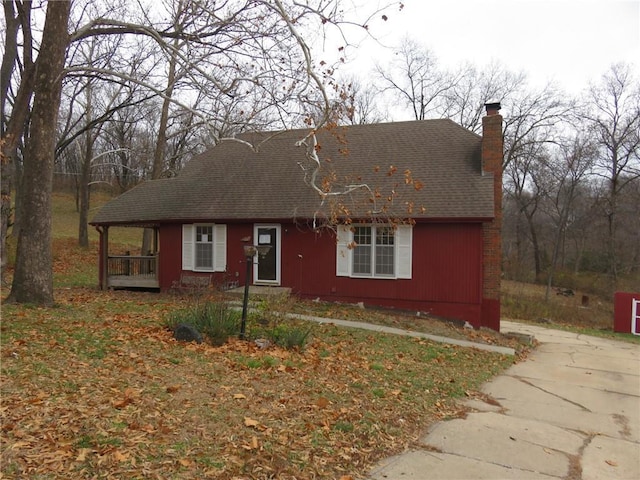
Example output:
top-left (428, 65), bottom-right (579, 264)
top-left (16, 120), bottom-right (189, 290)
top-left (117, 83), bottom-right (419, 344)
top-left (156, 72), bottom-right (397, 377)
top-left (327, 0), bottom-right (639, 95)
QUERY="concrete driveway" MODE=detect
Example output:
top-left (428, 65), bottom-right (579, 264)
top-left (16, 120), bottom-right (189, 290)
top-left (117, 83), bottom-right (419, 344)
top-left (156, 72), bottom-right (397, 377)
top-left (369, 320), bottom-right (640, 479)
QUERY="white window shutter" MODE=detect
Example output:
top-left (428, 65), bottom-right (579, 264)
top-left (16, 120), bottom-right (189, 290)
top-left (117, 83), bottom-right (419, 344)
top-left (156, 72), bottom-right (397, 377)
top-left (182, 224), bottom-right (194, 271)
top-left (396, 225), bottom-right (413, 279)
top-left (336, 225), bottom-right (352, 277)
top-left (214, 224), bottom-right (227, 272)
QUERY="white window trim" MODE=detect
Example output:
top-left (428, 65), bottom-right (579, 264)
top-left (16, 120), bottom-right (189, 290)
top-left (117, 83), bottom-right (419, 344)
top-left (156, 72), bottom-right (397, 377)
top-left (182, 224), bottom-right (227, 272)
top-left (336, 224), bottom-right (412, 280)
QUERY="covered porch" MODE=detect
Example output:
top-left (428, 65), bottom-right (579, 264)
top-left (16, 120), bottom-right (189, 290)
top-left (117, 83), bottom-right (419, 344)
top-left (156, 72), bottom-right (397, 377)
top-left (95, 224), bottom-right (160, 290)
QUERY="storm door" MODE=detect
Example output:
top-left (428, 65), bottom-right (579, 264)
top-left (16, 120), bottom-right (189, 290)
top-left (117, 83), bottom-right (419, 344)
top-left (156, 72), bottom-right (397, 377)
top-left (253, 225), bottom-right (280, 285)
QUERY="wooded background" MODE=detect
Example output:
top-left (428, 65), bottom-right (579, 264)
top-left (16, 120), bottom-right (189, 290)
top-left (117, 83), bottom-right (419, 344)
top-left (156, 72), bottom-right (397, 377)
top-left (2, 1), bottom-right (638, 304)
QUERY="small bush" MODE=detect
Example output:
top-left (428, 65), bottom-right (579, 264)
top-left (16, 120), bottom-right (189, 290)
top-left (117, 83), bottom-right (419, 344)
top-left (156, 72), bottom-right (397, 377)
top-left (267, 323), bottom-right (312, 350)
top-left (254, 293), bottom-right (298, 326)
top-left (166, 301), bottom-right (240, 346)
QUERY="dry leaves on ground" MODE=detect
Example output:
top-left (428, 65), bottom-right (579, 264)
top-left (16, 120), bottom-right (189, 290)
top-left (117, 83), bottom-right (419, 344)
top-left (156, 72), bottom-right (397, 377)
top-left (2, 286), bottom-right (514, 479)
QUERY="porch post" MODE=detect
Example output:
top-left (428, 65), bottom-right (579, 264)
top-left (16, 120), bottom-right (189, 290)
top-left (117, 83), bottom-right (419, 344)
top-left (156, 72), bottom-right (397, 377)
top-left (153, 226), bottom-right (159, 281)
top-left (153, 227), bottom-right (158, 253)
top-left (101, 226), bottom-right (109, 290)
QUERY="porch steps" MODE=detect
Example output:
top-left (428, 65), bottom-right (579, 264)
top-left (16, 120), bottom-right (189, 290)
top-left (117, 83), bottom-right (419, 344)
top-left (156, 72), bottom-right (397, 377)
top-left (227, 285), bottom-right (291, 296)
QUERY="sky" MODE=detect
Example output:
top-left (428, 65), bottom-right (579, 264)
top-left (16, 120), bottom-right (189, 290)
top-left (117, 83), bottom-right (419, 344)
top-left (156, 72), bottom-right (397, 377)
top-left (326, 0), bottom-right (640, 96)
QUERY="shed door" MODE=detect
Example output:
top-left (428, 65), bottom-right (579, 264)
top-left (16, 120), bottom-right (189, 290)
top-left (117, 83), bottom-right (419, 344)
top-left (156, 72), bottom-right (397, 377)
top-left (254, 225), bottom-right (280, 285)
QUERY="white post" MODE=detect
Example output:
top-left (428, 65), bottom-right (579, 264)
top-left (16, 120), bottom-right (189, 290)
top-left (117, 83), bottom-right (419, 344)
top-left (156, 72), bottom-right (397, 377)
top-left (632, 299), bottom-right (640, 336)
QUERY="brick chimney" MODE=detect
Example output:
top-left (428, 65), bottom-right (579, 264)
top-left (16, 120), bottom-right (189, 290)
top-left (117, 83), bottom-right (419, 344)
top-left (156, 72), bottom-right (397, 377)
top-left (481, 102), bottom-right (503, 331)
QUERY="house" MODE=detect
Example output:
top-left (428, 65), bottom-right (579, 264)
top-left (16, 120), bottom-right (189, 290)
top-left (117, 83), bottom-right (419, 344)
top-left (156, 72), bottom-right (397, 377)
top-left (90, 103), bottom-right (503, 330)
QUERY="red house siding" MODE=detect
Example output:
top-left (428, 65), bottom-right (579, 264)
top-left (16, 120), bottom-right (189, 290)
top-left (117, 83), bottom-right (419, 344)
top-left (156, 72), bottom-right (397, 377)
top-left (307, 223), bottom-right (484, 325)
top-left (157, 221), bottom-right (485, 326)
top-left (158, 223), bottom-right (255, 289)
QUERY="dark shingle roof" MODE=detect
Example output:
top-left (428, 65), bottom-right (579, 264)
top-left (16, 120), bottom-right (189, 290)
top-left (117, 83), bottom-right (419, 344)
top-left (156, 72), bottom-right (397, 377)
top-left (91, 119), bottom-right (494, 226)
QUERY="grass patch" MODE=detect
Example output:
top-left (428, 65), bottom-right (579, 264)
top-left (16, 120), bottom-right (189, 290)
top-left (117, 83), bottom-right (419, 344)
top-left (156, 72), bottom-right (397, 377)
top-left (501, 280), bottom-right (640, 343)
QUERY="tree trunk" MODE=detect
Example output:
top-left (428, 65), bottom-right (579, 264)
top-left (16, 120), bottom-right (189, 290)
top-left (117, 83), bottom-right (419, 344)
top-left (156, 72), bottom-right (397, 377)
top-left (607, 191), bottom-right (618, 284)
top-left (522, 208), bottom-right (542, 281)
top-left (78, 78), bottom-right (94, 248)
top-left (545, 222), bottom-right (566, 301)
top-left (6, 1), bottom-right (70, 305)
top-left (0, 153), bottom-right (14, 285)
top-left (573, 236), bottom-right (585, 274)
top-left (514, 213), bottom-right (526, 280)
top-left (1, 2), bottom-right (35, 284)
top-left (78, 135), bottom-right (93, 248)
top-left (142, 34), bottom-right (179, 255)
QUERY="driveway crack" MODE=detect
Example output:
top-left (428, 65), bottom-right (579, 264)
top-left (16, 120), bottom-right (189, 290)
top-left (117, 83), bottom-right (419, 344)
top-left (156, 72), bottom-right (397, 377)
top-left (513, 376), bottom-right (592, 412)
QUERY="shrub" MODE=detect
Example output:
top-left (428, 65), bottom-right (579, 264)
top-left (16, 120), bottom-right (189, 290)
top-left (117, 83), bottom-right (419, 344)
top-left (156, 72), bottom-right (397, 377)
top-left (167, 301), bottom-right (240, 346)
top-left (267, 323), bottom-right (312, 350)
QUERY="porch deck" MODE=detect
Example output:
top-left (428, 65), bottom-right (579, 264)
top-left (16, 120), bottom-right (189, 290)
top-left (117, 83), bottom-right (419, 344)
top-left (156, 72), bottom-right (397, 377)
top-left (106, 255), bottom-right (159, 289)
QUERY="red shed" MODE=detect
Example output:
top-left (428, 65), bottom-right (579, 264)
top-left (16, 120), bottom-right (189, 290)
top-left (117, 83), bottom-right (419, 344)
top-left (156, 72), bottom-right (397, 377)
top-left (91, 104), bottom-right (503, 330)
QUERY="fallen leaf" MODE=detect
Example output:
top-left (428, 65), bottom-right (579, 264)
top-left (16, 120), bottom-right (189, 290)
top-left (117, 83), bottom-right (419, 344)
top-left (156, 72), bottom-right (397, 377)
top-left (166, 385), bottom-right (181, 393)
top-left (316, 397), bottom-right (330, 409)
top-left (113, 450), bottom-right (129, 462)
top-left (10, 441), bottom-right (31, 449)
top-left (112, 397), bottom-right (132, 409)
top-left (233, 393), bottom-right (247, 400)
top-left (124, 387), bottom-right (140, 398)
top-left (605, 459), bottom-right (618, 467)
top-left (244, 417), bottom-right (259, 428)
top-left (75, 448), bottom-right (90, 462)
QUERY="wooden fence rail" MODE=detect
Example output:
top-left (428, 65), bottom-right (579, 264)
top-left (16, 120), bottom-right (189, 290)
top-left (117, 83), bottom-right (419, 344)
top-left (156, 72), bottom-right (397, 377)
top-left (107, 255), bottom-right (159, 288)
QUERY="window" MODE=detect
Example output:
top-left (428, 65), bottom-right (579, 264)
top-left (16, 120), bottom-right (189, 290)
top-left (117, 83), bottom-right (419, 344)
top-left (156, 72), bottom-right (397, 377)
top-left (182, 224), bottom-right (227, 272)
top-left (195, 226), bottom-right (214, 269)
top-left (352, 226), bottom-right (395, 277)
top-left (336, 224), bottom-right (412, 279)
top-left (352, 226), bottom-right (372, 275)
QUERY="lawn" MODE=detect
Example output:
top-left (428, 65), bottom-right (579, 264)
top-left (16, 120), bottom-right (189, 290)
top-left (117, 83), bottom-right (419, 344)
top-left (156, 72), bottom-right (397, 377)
top-left (1, 285), bottom-right (515, 479)
top-left (1, 192), bottom-right (519, 478)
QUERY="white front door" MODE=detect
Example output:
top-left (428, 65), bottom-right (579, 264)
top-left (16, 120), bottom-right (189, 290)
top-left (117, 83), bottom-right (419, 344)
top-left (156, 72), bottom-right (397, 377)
top-left (253, 225), bottom-right (280, 285)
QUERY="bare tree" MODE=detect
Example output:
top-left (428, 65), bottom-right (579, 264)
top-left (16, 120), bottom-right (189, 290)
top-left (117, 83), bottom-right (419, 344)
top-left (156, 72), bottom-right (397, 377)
top-left (304, 76), bottom-right (388, 126)
top-left (374, 37), bottom-right (455, 120)
top-left (542, 136), bottom-right (596, 299)
top-left (504, 142), bottom-right (549, 280)
top-left (502, 83), bottom-right (575, 170)
top-left (337, 77), bottom-right (389, 125)
top-left (2, 0), bottom-right (403, 305)
top-left (440, 61), bottom-right (526, 133)
top-left (583, 63), bottom-right (640, 281)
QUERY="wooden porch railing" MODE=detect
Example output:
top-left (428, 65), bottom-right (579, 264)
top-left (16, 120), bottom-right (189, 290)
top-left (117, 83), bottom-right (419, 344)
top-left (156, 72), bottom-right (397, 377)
top-left (107, 255), bottom-right (159, 288)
